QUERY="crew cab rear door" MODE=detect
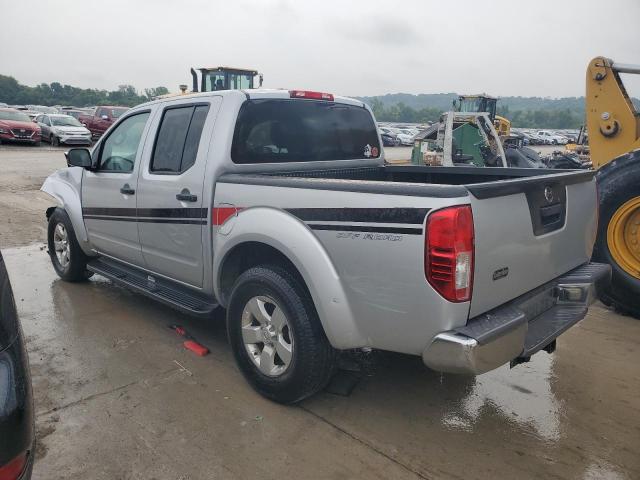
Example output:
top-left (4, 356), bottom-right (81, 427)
top-left (136, 98), bottom-right (220, 288)
top-left (466, 171), bottom-right (597, 317)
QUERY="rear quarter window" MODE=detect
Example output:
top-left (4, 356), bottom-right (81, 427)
top-left (231, 99), bottom-right (380, 164)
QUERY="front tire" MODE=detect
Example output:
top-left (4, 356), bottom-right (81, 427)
top-left (227, 265), bottom-right (336, 403)
top-left (51, 135), bottom-right (59, 147)
top-left (47, 208), bottom-right (92, 282)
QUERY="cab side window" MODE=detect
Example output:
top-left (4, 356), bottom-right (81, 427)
top-left (150, 104), bottom-right (209, 174)
top-left (97, 112), bottom-right (150, 173)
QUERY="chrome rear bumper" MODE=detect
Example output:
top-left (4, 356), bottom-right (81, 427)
top-left (422, 262), bottom-right (611, 375)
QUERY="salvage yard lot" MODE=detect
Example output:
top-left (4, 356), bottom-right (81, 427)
top-left (0, 145), bottom-right (639, 479)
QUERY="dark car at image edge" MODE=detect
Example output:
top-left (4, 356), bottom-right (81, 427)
top-left (0, 251), bottom-right (34, 480)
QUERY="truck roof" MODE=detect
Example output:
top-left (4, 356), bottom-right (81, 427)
top-left (135, 89), bottom-right (366, 110)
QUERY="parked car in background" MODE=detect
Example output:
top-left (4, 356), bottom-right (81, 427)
top-left (0, 251), bottom-right (35, 480)
top-left (36, 114), bottom-right (92, 146)
top-left (537, 131), bottom-right (568, 145)
top-left (26, 105), bottom-right (58, 114)
top-left (390, 128), bottom-right (414, 146)
top-left (378, 127), bottom-right (400, 146)
top-left (0, 102), bottom-right (8, 108)
top-left (79, 106), bottom-right (129, 139)
top-left (61, 109), bottom-right (89, 121)
top-left (380, 131), bottom-right (398, 146)
top-left (0, 108), bottom-right (41, 145)
top-left (525, 131), bottom-right (546, 145)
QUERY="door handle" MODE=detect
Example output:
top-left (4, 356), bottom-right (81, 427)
top-left (120, 184), bottom-right (135, 195)
top-left (176, 189), bottom-right (198, 202)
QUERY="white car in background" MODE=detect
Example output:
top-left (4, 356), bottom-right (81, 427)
top-left (36, 113), bottom-right (92, 146)
top-left (389, 128), bottom-right (414, 146)
top-left (537, 131), bottom-right (568, 145)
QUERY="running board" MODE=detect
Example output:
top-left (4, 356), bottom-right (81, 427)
top-left (87, 257), bottom-right (218, 317)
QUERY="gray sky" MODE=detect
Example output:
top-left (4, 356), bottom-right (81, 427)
top-left (2, 0), bottom-right (639, 98)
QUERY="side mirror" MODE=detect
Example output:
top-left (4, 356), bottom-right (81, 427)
top-left (100, 114), bottom-right (109, 121)
top-left (65, 148), bottom-right (92, 168)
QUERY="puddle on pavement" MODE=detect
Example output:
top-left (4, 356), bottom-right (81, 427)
top-left (447, 354), bottom-right (562, 441)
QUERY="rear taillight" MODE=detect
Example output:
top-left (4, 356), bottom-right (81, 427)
top-left (0, 452), bottom-right (27, 480)
top-left (425, 205), bottom-right (474, 302)
top-left (289, 90), bottom-right (334, 101)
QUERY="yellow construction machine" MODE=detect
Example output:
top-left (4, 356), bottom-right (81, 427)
top-left (454, 94), bottom-right (511, 137)
top-left (587, 57), bottom-right (640, 316)
top-left (156, 66), bottom-right (263, 99)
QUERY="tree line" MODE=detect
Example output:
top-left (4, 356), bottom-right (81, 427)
top-left (0, 75), bottom-right (169, 108)
top-left (365, 96), bottom-right (584, 129)
top-left (2, 74), bottom-right (634, 128)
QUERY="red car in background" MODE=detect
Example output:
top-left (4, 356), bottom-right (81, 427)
top-left (0, 108), bottom-right (41, 145)
top-left (79, 106), bottom-right (129, 139)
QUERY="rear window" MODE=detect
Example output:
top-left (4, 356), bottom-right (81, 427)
top-left (150, 104), bottom-right (210, 174)
top-left (231, 99), bottom-right (380, 164)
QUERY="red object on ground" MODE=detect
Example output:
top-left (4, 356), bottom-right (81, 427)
top-left (175, 326), bottom-right (186, 336)
top-left (184, 340), bottom-right (209, 356)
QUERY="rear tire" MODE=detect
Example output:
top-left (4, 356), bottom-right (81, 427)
top-left (227, 265), bottom-right (336, 403)
top-left (593, 150), bottom-right (640, 318)
top-left (51, 135), bottom-right (59, 147)
top-left (47, 208), bottom-right (93, 282)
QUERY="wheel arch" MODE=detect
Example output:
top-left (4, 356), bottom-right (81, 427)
top-left (41, 169), bottom-right (92, 254)
top-left (213, 208), bottom-right (366, 349)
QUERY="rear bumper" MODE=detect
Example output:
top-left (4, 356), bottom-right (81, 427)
top-left (422, 262), bottom-right (611, 375)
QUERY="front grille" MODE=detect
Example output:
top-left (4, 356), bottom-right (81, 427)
top-left (11, 129), bottom-right (35, 138)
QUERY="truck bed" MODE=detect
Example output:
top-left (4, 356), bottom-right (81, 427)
top-left (220, 165), bottom-right (594, 199)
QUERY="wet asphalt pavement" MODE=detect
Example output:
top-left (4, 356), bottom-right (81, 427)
top-left (0, 145), bottom-right (639, 479)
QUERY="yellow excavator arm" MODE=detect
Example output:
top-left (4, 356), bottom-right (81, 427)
top-left (586, 57), bottom-right (640, 168)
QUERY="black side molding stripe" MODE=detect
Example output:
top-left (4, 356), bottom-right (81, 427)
top-left (287, 208), bottom-right (429, 224)
top-left (82, 207), bottom-right (208, 219)
top-left (83, 215), bottom-right (206, 225)
top-left (309, 224), bottom-right (422, 235)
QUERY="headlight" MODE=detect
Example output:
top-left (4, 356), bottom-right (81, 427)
top-left (0, 128), bottom-right (7, 134)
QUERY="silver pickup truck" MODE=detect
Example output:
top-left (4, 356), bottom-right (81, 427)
top-left (41, 89), bottom-right (610, 403)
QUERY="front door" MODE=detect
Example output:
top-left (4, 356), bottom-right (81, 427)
top-left (82, 110), bottom-right (152, 266)
top-left (136, 100), bottom-right (218, 288)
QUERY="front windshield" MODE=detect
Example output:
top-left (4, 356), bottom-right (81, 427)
top-left (0, 110), bottom-right (31, 122)
top-left (51, 116), bottom-right (82, 127)
top-left (112, 108), bottom-right (128, 118)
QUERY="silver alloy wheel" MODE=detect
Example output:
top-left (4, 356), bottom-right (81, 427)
top-left (53, 223), bottom-right (70, 268)
top-left (241, 295), bottom-right (293, 377)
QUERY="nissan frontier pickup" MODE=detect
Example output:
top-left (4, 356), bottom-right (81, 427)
top-left (41, 89), bottom-right (610, 403)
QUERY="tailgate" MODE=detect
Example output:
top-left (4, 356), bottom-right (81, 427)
top-left (466, 170), bottom-right (597, 318)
